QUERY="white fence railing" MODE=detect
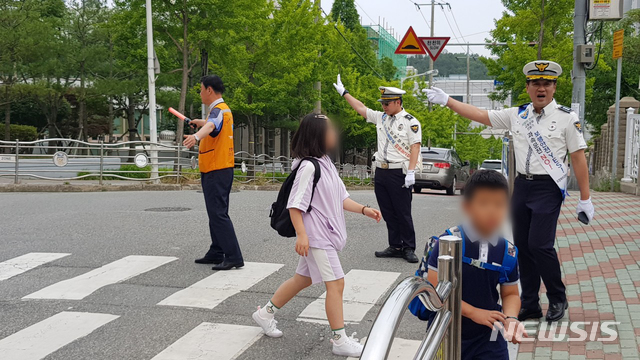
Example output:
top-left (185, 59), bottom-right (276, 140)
top-left (0, 138), bottom-right (373, 186)
top-left (622, 110), bottom-right (640, 183)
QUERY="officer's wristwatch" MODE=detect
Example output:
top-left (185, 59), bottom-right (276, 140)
top-left (193, 134), bottom-right (200, 141)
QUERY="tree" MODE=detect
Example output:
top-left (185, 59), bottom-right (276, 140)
top-left (481, 0), bottom-right (578, 106)
top-left (330, 0), bottom-right (360, 31)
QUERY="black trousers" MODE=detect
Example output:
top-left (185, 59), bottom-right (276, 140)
top-left (511, 176), bottom-right (565, 308)
top-left (201, 167), bottom-right (243, 263)
top-left (374, 168), bottom-right (416, 250)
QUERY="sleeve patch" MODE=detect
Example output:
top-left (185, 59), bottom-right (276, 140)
top-left (411, 124), bottom-right (419, 133)
top-left (573, 120), bottom-right (583, 133)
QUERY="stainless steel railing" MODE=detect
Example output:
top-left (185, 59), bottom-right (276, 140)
top-left (0, 138), bottom-right (373, 185)
top-left (361, 235), bottom-right (463, 360)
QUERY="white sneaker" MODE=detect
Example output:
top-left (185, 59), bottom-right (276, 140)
top-left (252, 307), bottom-right (283, 338)
top-left (331, 333), bottom-right (364, 357)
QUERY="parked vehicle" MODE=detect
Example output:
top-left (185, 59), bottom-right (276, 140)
top-left (415, 147), bottom-right (470, 195)
top-left (479, 159), bottom-right (502, 173)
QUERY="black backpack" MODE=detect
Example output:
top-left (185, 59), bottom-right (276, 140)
top-left (269, 157), bottom-right (321, 237)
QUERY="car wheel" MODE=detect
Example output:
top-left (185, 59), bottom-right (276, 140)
top-left (413, 186), bottom-right (422, 194)
top-left (446, 177), bottom-right (456, 195)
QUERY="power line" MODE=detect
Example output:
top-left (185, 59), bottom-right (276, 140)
top-left (447, 6), bottom-right (466, 43)
top-left (354, 0), bottom-right (376, 25)
top-left (440, 6), bottom-right (466, 52)
top-left (320, 7), bottom-right (383, 78)
top-left (407, 0), bottom-right (431, 29)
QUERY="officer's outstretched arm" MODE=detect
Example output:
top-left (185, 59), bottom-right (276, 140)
top-left (344, 94), bottom-right (368, 118)
top-left (425, 87), bottom-right (491, 126)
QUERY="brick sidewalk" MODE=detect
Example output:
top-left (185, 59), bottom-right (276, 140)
top-left (517, 192), bottom-right (640, 360)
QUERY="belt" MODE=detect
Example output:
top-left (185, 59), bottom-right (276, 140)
top-left (517, 173), bottom-right (552, 181)
top-left (374, 161), bottom-right (404, 170)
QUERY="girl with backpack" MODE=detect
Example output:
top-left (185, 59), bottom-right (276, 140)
top-left (253, 113), bottom-right (382, 358)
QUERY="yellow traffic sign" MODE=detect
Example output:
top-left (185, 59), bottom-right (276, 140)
top-left (395, 26), bottom-right (425, 55)
top-left (613, 29), bottom-right (624, 59)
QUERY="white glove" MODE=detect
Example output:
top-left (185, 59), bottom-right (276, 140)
top-left (425, 87), bottom-right (449, 106)
top-left (576, 197), bottom-right (594, 223)
top-left (404, 170), bottom-right (416, 188)
top-left (333, 74), bottom-right (347, 96)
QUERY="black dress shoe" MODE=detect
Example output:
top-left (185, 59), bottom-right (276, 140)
top-left (546, 301), bottom-right (568, 323)
top-left (518, 306), bottom-right (543, 321)
top-left (374, 247), bottom-right (403, 258)
top-left (212, 260), bottom-right (244, 271)
top-left (195, 257), bottom-right (222, 265)
top-left (402, 248), bottom-right (419, 263)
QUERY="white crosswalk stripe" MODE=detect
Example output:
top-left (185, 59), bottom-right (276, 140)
top-left (297, 269), bottom-right (400, 324)
top-left (157, 262), bottom-right (284, 309)
top-left (23, 255), bottom-right (177, 300)
top-left (150, 323), bottom-right (263, 360)
top-left (0, 253), bottom-right (70, 281)
top-left (0, 311), bottom-right (119, 360)
top-left (347, 337), bottom-right (422, 360)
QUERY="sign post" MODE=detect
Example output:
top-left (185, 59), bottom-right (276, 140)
top-left (611, 29), bottom-right (624, 191)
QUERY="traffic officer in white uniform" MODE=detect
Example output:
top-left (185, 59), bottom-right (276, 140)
top-left (334, 75), bottom-right (422, 263)
top-left (425, 61), bottom-right (595, 322)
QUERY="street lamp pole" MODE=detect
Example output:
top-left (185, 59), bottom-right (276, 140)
top-left (400, 69), bottom-right (439, 89)
top-left (145, 0), bottom-right (159, 181)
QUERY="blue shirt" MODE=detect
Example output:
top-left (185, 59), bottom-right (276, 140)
top-left (427, 223), bottom-right (519, 340)
top-left (207, 98), bottom-right (225, 137)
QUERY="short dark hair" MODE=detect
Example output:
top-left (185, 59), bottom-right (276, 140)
top-left (201, 75), bottom-right (225, 94)
top-left (290, 113), bottom-right (329, 158)
top-left (463, 170), bottom-right (509, 201)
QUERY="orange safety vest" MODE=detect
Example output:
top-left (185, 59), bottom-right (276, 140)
top-left (198, 101), bottom-right (235, 173)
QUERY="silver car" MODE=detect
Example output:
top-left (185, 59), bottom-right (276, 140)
top-left (414, 147), bottom-right (470, 195)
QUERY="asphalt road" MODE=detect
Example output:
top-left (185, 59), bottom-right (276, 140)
top-left (0, 188), bottom-right (464, 360)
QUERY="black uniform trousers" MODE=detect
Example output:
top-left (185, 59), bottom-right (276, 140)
top-left (374, 168), bottom-right (416, 250)
top-left (511, 176), bottom-right (565, 308)
top-left (201, 167), bottom-right (243, 263)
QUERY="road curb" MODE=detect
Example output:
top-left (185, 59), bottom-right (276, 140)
top-left (0, 183), bottom-right (373, 193)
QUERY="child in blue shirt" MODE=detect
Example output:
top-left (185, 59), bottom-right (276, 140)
top-left (413, 170), bottom-right (527, 359)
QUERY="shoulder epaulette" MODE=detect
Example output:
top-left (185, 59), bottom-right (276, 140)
top-left (404, 114), bottom-right (415, 120)
top-left (558, 105), bottom-right (573, 113)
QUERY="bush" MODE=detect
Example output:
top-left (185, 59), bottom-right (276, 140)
top-left (8, 124), bottom-right (38, 141)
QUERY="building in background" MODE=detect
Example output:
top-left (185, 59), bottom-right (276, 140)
top-left (433, 75), bottom-right (511, 111)
top-left (364, 25), bottom-right (407, 78)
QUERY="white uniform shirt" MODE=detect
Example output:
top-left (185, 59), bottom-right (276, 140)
top-left (488, 99), bottom-right (587, 175)
top-left (366, 108), bottom-right (422, 163)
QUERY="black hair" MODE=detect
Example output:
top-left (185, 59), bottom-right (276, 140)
top-left (201, 75), bottom-right (225, 94)
top-left (291, 113), bottom-right (329, 158)
top-left (463, 170), bottom-right (509, 201)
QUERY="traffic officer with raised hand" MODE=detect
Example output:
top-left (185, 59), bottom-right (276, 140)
top-left (425, 61), bottom-right (594, 322)
top-left (334, 75), bottom-right (422, 263)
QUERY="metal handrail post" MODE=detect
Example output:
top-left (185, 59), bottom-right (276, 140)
top-left (176, 144), bottom-right (182, 184)
top-left (439, 235), bottom-right (462, 360)
top-left (99, 141), bottom-right (104, 185)
top-left (14, 139), bottom-right (19, 184)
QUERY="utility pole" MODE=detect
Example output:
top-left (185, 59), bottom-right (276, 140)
top-left (314, 0), bottom-right (321, 114)
top-left (429, 0), bottom-right (435, 89)
top-left (571, 0), bottom-right (587, 129)
top-left (145, 0), bottom-right (158, 181)
top-left (466, 43), bottom-right (470, 104)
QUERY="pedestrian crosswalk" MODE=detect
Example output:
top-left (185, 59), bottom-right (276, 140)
top-left (0, 252), bottom-right (428, 360)
top-left (0, 252), bottom-right (70, 281)
top-left (0, 311), bottom-right (119, 360)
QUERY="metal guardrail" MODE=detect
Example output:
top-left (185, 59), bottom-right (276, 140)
top-left (0, 138), bottom-right (373, 185)
top-left (361, 235), bottom-right (462, 360)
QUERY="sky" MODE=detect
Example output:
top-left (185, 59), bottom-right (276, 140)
top-left (319, 0), bottom-right (508, 57)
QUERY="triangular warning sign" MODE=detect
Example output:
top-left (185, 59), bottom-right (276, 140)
top-left (395, 26), bottom-right (425, 55)
top-left (420, 37), bottom-right (450, 61)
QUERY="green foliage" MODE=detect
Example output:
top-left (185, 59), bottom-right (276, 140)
top-left (8, 124), bottom-right (38, 141)
top-left (330, 0), bottom-right (360, 31)
top-left (482, 0), bottom-right (575, 106)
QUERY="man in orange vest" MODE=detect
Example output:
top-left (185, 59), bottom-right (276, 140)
top-left (183, 75), bottom-right (244, 271)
